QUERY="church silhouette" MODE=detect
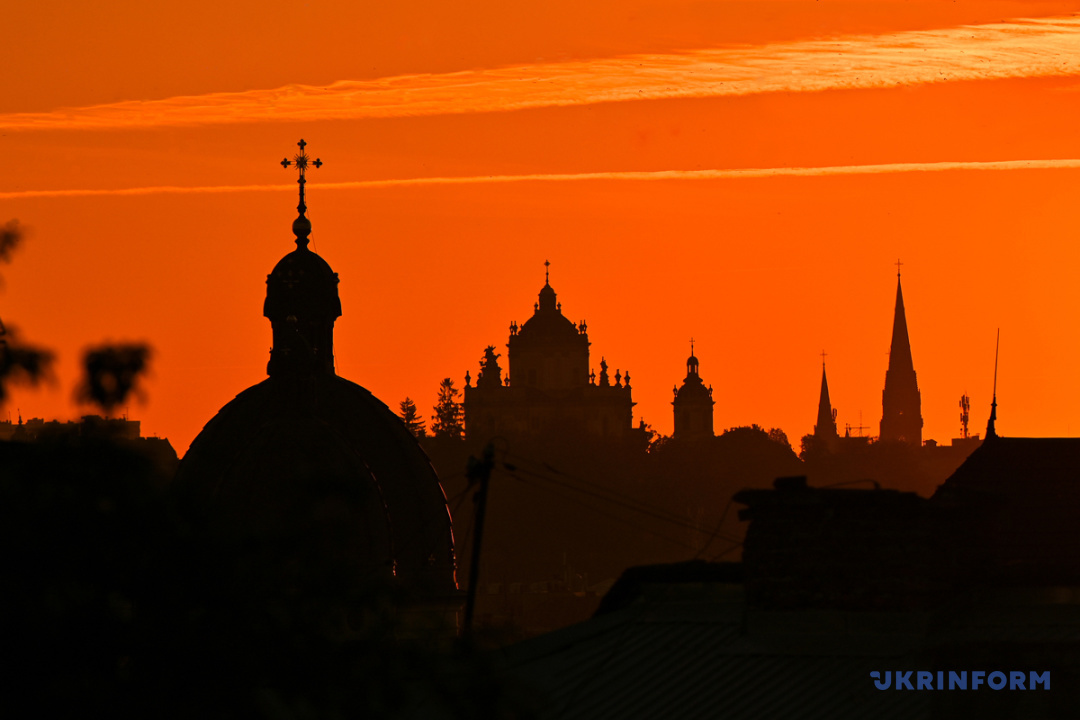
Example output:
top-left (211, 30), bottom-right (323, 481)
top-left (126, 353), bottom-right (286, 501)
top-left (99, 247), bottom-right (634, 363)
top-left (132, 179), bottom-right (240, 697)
top-left (463, 263), bottom-right (643, 444)
top-left (175, 141), bottom-right (457, 604)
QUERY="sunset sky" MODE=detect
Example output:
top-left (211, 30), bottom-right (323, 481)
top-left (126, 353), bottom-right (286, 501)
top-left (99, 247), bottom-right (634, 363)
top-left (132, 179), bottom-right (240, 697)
top-left (4, 0), bottom-right (1080, 455)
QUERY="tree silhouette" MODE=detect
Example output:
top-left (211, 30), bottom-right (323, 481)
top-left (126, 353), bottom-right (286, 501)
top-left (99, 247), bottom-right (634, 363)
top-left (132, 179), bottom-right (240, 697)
top-left (0, 325), bottom-right (54, 404)
top-left (767, 426), bottom-right (791, 450)
top-left (398, 397), bottom-right (427, 438)
top-left (0, 221), bottom-right (54, 402)
top-left (75, 343), bottom-right (152, 415)
top-left (0, 219), bottom-right (25, 264)
top-left (431, 378), bottom-right (464, 440)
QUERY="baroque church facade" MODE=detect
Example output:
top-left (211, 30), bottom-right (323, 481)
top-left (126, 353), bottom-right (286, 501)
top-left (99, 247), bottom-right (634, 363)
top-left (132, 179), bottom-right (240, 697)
top-left (463, 265), bottom-right (639, 443)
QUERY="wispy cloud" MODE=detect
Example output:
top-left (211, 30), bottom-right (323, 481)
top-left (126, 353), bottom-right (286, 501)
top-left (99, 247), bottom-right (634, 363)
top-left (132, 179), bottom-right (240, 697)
top-left (3, 159), bottom-right (1079, 199)
top-left (2, 16), bottom-right (1079, 132)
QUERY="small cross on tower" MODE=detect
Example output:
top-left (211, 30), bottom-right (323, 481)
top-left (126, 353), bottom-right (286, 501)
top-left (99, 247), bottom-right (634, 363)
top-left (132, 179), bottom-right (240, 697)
top-left (820, 349), bottom-right (828, 366)
top-left (544, 259), bottom-right (550, 285)
top-left (895, 258), bottom-right (904, 278)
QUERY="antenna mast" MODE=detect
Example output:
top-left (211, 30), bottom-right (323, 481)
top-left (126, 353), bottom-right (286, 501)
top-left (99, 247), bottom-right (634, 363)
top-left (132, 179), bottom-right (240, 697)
top-left (987, 329), bottom-right (1000, 439)
top-left (959, 394), bottom-right (970, 440)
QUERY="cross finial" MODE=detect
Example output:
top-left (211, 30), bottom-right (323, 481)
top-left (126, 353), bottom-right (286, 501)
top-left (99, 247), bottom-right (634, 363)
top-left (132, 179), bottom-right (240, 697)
top-left (280, 139), bottom-right (323, 248)
top-left (895, 258), bottom-right (903, 278)
top-left (544, 259), bottom-right (550, 285)
top-left (690, 337), bottom-right (695, 356)
top-left (820, 349), bottom-right (828, 366)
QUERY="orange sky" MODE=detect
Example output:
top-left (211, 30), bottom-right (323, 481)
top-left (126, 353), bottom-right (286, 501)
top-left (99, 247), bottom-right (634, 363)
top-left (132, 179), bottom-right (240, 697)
top-left (3, 1), bottom-right (1080, 454)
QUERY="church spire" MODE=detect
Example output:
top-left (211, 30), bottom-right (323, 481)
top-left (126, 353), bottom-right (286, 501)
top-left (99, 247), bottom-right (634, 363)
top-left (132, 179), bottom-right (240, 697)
top-left (886, 263), bottom-right (915, 375)
top-left (814, 353), bottom-right (838, 442)
top-left (879, 264), bottom-right (923, 444)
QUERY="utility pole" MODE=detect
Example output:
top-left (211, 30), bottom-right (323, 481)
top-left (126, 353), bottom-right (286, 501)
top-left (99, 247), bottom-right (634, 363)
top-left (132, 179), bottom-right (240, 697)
top-left (463, 443), bottom-right (495, 637)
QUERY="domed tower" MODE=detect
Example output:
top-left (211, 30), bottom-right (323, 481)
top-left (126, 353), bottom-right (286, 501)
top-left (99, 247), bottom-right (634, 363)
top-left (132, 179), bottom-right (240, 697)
top-left (672, 341), bottom-right (714, 441)
top-left (507, 261), bottom-right (590, 392)
top-left (175, 141), bottom-right (457, 602)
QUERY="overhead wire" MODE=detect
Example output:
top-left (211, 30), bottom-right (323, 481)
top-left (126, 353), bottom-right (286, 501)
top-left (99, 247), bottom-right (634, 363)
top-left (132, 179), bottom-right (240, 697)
top-left (504, 458), bottom-right (743, 546)
top-left (504, 469), bottom-right (703, 554)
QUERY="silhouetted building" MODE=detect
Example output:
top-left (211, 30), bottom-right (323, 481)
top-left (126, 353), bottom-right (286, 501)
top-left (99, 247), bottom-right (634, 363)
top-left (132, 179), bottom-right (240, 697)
top-left (812, 360), bottom-right (839, 452)
top-left (672, 343), bottom-right (714, 441)
top-left (496, 438), bottom-right (1080, 718)
top-left (880, 270), bottom-right (923, 444)
top-left (463, 264), bottom-right (636, 442)
top-left (0, 414), bottom-right (178, 479)
top-left (175, 141), bottom-right (457, 605)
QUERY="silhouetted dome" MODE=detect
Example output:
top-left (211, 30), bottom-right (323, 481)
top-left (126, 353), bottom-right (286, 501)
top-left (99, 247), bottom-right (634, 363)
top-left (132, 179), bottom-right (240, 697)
top-left (263, 245), bottom-right (342, 324)
top-left (176, 374), bottom-right (456, 595)
top-left (687, 354), bottom-right (699, 373)
top-left (676, 374), bottom-right (711, 400)
top-left (518, 283), bottom-right (580, 343)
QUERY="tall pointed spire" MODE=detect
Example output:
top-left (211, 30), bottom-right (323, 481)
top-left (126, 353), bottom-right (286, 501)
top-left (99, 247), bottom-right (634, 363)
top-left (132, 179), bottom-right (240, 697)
top-left (814, 353), bottom-right (838, 444)
top-left (879, 264), bottom-right (923, 444)
top-left (887, 268), bottom-right (915, 375)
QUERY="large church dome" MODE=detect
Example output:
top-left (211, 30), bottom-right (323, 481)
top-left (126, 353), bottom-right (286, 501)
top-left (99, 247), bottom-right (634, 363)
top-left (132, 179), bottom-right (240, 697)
top-left (516, 279), bottom-right (582, 343)
top-left (174, 141), bottom-right (456, 598)
top-left (177, 374), bottom-right (455, 593)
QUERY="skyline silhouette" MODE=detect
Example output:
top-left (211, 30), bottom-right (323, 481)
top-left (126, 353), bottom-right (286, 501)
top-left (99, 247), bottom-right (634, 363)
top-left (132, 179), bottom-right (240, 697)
top-left (5, 6), bottom-right (1080, 453)
top-left (7, 6), bottom-right (1080, 714)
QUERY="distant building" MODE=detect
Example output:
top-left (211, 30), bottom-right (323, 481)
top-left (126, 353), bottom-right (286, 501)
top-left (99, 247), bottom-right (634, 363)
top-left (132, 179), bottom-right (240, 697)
top-left (672, 344), bottom-right (714, 441)
top-left (879, 270), bottom-right (923, 444)
top-left (0, 414), bottom-right (178, 478)
top-left (0, 414), bottom-right (142, 442)
top-left (463, 265), bottom-right (637, 443)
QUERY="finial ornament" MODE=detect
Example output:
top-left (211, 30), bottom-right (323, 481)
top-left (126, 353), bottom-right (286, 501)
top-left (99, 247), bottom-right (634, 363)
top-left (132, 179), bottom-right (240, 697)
top-left (544, 259), bottom-right (550, 285)
top-left (281, 138), bottom-right (323, 249)
top-left (690, 337), bottom-right (695, 357)
top-left (895, 258), bottom-right (903, 278)
top-left (820, 349), bottom-right (828, 367)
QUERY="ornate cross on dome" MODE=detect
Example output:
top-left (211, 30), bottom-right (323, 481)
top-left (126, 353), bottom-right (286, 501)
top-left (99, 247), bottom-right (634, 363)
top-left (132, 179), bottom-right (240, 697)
top-left (544, 259), bottom-right (550, 285)
top-left (280, 139), bottom-right (323, 248)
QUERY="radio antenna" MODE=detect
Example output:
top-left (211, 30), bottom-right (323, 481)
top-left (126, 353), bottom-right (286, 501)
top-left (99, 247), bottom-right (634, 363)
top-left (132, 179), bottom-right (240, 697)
top-left (987, 329), bottom-right (1000, 439)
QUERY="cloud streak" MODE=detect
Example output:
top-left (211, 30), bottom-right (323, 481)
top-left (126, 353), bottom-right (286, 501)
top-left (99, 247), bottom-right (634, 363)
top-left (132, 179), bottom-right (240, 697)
top-left (3, 159), bottom-right (1080, 200)
top-left (2, 16), bottom-right (1079, 132)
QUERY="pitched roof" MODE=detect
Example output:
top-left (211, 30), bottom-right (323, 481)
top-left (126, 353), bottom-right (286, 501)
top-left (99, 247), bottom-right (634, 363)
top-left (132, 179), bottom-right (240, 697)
top-left (496, 567), bottom-right (928, 720)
